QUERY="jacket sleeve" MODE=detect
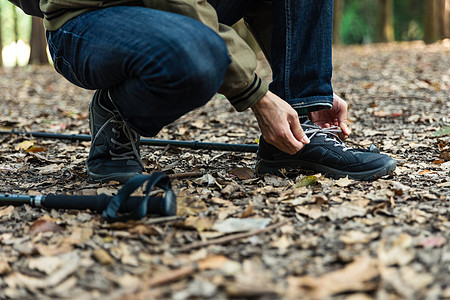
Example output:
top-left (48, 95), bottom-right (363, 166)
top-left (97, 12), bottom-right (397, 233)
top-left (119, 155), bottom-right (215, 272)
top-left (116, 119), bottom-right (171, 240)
top-left (143, 0), bottom-right (268, 111)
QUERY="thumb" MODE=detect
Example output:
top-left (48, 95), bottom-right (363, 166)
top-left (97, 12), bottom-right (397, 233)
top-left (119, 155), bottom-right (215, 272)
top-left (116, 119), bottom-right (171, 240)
top-left (291, 118), bottom-right (310, 144)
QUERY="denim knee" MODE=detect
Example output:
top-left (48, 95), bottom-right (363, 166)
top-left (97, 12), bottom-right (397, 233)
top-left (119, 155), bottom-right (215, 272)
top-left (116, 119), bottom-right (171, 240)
top-left (164, 26), bottom-right (231, 104)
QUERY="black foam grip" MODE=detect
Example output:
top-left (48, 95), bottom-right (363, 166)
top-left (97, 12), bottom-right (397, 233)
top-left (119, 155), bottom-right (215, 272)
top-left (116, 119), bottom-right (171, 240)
top-left (43, 194), bottom-right (170, 215)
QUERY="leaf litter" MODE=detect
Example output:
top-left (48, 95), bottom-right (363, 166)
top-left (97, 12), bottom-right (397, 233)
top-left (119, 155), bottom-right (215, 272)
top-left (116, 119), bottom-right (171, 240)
top-left (0, 41), bottom-right (449, 299)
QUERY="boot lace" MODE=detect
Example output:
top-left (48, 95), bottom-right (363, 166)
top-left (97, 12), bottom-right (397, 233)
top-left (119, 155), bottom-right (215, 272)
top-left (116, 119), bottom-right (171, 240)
top-left (93, 116), bottom-right (145, 169)
top-left (302, 123), bottom-right (353, 152)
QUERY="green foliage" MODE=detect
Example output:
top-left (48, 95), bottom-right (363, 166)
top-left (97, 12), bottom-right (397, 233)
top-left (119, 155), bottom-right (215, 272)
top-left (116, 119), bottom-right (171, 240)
top-left (339, 0), bottom-right (426, 44)
top-left (341, 0), bottom-right (378, 44)
top-left (393, 0), bottom-right (424, 41)
top-left (1, 0), bottom-right (31, 45)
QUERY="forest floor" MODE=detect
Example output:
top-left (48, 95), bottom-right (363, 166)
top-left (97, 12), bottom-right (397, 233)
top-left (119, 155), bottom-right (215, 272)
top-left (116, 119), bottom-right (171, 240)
top-left (0, 41), bottom-right (449, 300)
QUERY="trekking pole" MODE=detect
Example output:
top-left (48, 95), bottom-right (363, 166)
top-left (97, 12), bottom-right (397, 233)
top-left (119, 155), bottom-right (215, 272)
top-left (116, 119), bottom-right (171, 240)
top-left (0, 131), bottom-right (259, 153)
top-left (0, 173), bottom-right (177, 222)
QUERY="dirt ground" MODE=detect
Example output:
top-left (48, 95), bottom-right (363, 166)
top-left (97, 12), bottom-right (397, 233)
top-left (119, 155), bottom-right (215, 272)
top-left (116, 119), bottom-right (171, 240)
top-left (0, 41), bottom-right (449, 300)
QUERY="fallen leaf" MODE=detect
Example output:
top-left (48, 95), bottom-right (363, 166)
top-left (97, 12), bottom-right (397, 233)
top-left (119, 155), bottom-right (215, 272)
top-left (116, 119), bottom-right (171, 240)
top-left (0, 206), bottom-right (14, 218)
top-left (212, 218), bottom-right (271, 233)
top-left (340, 230), bottom-right (380, 244)
top-left (287, 256), bottom-right (378, 299)
top-left (26, 146), bottom-right (47, 153)
top-left (28, 256), bottom-right (64, 275)
top-left (335, 176), bottom-right (353, 187)
top-left (93, 248), bottom-right (114, 265)
top-left (13, 252), bottom-right (80, 289)
top-left (15, 140), bottom-right (34, 151)
top-left (198, 255), bottom-right (229, 270)
top-left (327, 204), bottom-right (367, 221)
top-left (38, 163), bottom-right (64, 175)
top-left (433, 126), bottom-right (450, 137)
top-left (439, 151), bottom-right (450, 161)
top-left (178, 216), bottom-right (214, 232)
top-left (418, 169), bottom-right (435, 175)
top-left (29, 218), bottom-right (63, 236)
top-left (378, 233), bottom-right (414, 266)
top-left (129, 224), bottom-right (158, 235)
top-left (296, 175), bottom-right (317, 187)
top-left (228, 167), bottom-right (255, 180)
top-left (240, 201), bottom-right (254, 218)
top-left (0, 258), bottom-right (11, 275)
top-left (417, 236), bottom-right (446, 248)
top-left (270, 235), bottom-right (292, 253)
top-left (177, 196), bottom-right (208, 216)
top-left (295, 205), bottom-right (322, 219)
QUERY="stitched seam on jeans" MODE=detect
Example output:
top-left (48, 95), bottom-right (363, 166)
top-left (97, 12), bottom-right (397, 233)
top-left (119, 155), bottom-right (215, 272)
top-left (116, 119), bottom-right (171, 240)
top-left (284, 0), bottom-right (291, 101)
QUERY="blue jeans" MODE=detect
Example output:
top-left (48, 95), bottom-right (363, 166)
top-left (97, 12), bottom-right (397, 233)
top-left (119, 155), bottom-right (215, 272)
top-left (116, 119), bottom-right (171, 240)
top-left (46, 0), bottom-right (333, 137)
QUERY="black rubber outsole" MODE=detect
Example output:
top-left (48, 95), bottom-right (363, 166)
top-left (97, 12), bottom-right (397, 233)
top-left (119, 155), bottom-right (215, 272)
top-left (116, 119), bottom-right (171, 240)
top-left (256, 158), bottom-right (397, 181)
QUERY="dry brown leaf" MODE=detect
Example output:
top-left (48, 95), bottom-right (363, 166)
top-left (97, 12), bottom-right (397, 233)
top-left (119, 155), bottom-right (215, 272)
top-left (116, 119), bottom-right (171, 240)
top-left (15, 140), bottom-right (34, 151)
top-left (335, 176), bottom-right (353, 187)
top-left (93, 248), bottom-right (114, 265)
top-left (198, 255), bottom-right (229, 270)
top-left (287, 256), bottom-right (378, 299)
top-left (0, 206), bottom-right (14, 218)
top-left (270, 235), bottom-right (292, 253)
top-left (327, 204), bottom-right (367, 221)
top-left (240, 201), bottom-right (254, 218)
top-left (35, 243), bottom-right (74, 256)
top-left (177, 196), bottom-right (208, 216)
top-left (295, 205), bottom-right (322, 219)
top-left (228, 167), bottom-right (255, 180)
top-left (129, 224), bottom-right (158, 235)
top-left (178, 216), bottom-right (214, 232)
top-left (340, 230), bottom-right (380, 244)
top-left (0, 258), bottom-right (11, 275)
top-left (29, 218), bottom-right (63, 236)
top-left (25, 146), bottom-right (47, 153)
top-left (378, 233), bottom-right (414, 266)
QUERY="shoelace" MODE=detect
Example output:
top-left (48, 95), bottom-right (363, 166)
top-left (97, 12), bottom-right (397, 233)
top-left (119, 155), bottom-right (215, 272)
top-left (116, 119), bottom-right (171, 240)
top-left (92, 116), bottom-right (146, 170)
top-left (302, 123), bottom-right (353, 152)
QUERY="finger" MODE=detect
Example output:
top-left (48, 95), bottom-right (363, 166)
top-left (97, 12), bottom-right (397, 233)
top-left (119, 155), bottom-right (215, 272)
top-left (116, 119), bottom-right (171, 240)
top-left (290, 114), bottom-right (310, 145)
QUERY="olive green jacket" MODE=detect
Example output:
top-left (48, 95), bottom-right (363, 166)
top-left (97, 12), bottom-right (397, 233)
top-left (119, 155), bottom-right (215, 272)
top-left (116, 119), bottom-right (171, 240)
top-left (40, 0), bottom-right (270, 111)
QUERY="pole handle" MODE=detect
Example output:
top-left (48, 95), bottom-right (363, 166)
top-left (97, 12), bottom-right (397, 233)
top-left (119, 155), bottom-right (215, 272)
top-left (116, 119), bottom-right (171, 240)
top-left (43, 193), bottom-right (176, 216)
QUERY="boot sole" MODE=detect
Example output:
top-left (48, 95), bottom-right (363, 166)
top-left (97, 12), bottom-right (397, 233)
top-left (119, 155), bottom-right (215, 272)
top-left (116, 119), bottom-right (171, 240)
top-left (256, 158), bottom-right (397, 181)
top-left (87, 170), bottom-right (141, 184)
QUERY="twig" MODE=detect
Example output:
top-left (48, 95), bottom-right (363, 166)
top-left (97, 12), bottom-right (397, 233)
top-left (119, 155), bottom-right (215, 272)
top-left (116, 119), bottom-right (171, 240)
top-left (145, 215), bottom-right (185, 225)
top-left (168, 171), bottom-right (203, 179)
top-left (151, 144), bottom-right (170, 172)
top-left (146, 265), bottom-right (197, 286)
top-left (177, 220), bottom-right (289, 252)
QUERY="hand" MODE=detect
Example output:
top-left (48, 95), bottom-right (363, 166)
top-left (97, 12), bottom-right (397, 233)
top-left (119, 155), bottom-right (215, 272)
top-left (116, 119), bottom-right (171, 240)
top-left (251, 91), bottom-right (310, 155)
top-left (308, 93), bottom-right (351, 139)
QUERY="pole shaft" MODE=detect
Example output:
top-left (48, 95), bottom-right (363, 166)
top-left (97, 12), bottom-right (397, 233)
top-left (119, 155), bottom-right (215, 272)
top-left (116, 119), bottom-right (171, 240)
top-left (0, 131), bottom-right (258, 153)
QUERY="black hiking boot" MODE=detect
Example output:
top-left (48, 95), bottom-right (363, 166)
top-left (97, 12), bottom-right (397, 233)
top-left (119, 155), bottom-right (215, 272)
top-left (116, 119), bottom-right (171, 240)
top-left (256, 120), bottom-right (396, 181)
top-left (86, 90), bottom-right (145, 183)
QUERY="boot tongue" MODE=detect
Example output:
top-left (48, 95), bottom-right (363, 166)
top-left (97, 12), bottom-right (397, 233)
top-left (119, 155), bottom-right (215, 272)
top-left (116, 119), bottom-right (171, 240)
top-left (301, 120), bottom-right (321, 131)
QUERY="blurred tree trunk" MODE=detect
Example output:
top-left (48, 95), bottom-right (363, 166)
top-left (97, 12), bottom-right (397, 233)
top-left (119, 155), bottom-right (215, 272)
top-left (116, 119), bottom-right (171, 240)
top-left (424, 0), bottom-right (441, 43)
top-left (0, 6), bottom-right (3, 67)
top-left (12, 5), bottom-right (18, 66)
top-left (333, 0), bottom-right (345, 45)
top-left (29, 17), bottom-right (48, 64)
top-left (376, 0), bottom-right (395, 42)
top-left (440, 0), bottom-right (450, 38)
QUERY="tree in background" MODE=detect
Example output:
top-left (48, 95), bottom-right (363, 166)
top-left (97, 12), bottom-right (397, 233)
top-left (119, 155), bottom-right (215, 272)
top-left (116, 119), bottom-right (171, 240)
top-left (439, 0), bottom-right (450, 38)
top-left (424, 0), bottom-right (450, 43)
top-left (333, 0), bottom-right (345, 45)
top-left (12, 3), bottom-right (18, 66)
top-left (0, 5), bottom-right (3, 67)
top-left (29, 17), bottom-right (48, 64)
top-left (376, 0), bottom-right (395, 42)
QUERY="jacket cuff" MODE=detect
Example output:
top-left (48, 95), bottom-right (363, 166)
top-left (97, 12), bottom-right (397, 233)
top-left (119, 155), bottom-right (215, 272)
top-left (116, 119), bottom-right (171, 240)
top-left (227, 74), bottom-right (268, 112)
